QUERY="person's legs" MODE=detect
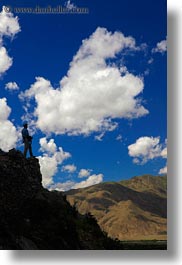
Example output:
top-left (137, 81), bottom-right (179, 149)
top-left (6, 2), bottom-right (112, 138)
top-left (23, 139), bottom-right (29, 157)
top-left (28, 143), bottom-right (33, 157)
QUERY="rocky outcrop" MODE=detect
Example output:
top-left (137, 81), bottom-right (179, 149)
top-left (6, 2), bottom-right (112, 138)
top-left (0, 149), bottom-right (42, 216)
top-left (0, 149), bottom-right (119, 250)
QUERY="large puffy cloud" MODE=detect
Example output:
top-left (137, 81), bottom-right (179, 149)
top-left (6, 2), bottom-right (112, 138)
top-left (20, 27), bottom-right (148, 136)
top-left (50, 173), bottom-right (103, 191)
top-left (0, 98), bottom-right (18, 151)
top-left (0, 7), bottom-right (20, 76)
top-left (38, 137), bottom-right (71, 187)
top-left (128, 136), bottom-right (167, 165)
top-left (152, 39), bottom-right (167, 54)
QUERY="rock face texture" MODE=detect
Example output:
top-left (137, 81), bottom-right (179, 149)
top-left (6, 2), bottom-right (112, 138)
top-left (0, 149), bottom-right (118, 250)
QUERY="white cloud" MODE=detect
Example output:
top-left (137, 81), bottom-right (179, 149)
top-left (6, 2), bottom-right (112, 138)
top-left (62, 164), bottom-right (77, 173)
top-left (128, 136), bottom-right (167, 164)
top-left (0, 6), bottom-right (20, 38)
top-left (50, 174), bottom-right (103, 191)
top-left (120, 66), bottom-right (128, 75)
top-left (74, 174), bottom-right (103, 189)
top-left (144, 69), bottom-right (150, 76)
top-left (94, 132), bottom-right (105, 141)
top-left (0, 46), bottom-right (12, 75)
top-left (0, 98), bottom-right (18, 151)
top-left (160, 147), bottom-right (167, 158)
top-left (50, 181), bottom-right (76, 192)
top-left (152, 39), bottom-right (167, 54)
top-left (38, 138), bottom-right (71, 187)
top-left (78, 168), bottom-right (91, 178)
top-left (116, 134), bottom-right (122, 142)
top-left (148, 58), bottom-right (154, 64)
top-left (159, 165), bottom-right (167, 175)
top-left (39, 137), bottom-right (57, 155)
top-left (0, 7), bottom-right (20, 76)
top-left (5, 81), bottom-right (19, 90)
top-left (20, 27), bottom-right (148, 137)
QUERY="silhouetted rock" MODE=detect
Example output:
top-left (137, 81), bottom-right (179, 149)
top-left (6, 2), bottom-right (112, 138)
top-left (0, 149), bottom-right (119, 250)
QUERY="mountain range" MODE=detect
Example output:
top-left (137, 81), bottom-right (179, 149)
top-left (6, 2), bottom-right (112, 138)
top-left (65, 175), bottom-right (167, 241)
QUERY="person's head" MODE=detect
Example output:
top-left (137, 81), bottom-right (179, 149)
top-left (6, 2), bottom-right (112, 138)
top-left (23, 121), bottom-right (28, 128)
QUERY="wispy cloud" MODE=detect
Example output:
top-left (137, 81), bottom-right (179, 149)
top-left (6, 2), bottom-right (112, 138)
top-left (50, 174), bottom-right (103, 191)
top-left (62, 164), bottom-right (77, 173)
top-left (116, 134), bottom-right (122, 142)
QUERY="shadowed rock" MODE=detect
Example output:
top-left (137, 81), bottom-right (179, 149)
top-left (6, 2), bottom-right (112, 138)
top-left (0, 149), bottom-right (119, 250)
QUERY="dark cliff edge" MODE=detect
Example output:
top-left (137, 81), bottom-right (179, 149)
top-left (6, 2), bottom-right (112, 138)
top-left (0, 149), bottom-right (119, 250)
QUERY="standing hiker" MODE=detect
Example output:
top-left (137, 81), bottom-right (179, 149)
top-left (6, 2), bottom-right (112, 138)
top-left (21, 121), bottom-right (34, 158)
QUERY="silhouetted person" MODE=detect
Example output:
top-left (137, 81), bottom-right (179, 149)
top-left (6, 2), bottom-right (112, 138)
top-left (21, 121), bottom-right (34, 158)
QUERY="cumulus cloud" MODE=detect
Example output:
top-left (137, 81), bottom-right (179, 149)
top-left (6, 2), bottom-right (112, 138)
top-left (0, 6), bottom-right (20, 38)
top-left (0, 7), bottom-right (20, 76)
top-left (38, 137), bottom-right (71, 187)
top-left (0, 98), bottom-right (18, 151)
top-left (39, 137), bottom-right (57, 154)
top-left (152, 39), bottom-right (167, 54)
top-left (78, 168), bottom-right (92, 178)
top-left (20, 27), bottom-right (149, 137)
top-left (50, 174), bottom-right (103, 191)
top-left (62, 164), bottom-right (77, 173)
top-left (128, 136), bottom-right (167, 164)
top-left (5, 81), bottom-right (19, 91)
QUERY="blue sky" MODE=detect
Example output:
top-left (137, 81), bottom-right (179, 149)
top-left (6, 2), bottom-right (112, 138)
top-left (0, 0), bottom-right (167, 190)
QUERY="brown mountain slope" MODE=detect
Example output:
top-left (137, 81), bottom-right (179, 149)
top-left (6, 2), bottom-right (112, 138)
top-left (120, 175), bottom-right (167, 198)
top-left (65, 175), bottom-right (167, 241)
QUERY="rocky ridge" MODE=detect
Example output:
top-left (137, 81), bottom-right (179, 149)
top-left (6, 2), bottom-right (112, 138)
top-left (0, 149), bottom-right (118, 250)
